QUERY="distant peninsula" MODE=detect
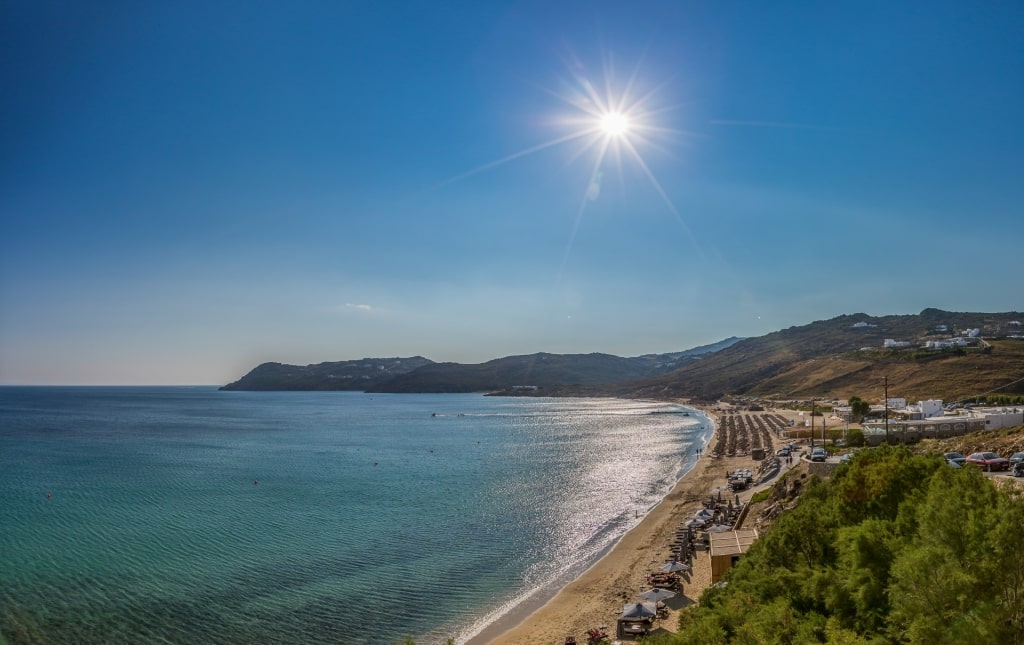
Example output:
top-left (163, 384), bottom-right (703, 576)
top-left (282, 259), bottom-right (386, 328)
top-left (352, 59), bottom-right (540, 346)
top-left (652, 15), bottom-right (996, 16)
top-left (222, 308), bottom-right (1024, 402)
top-left (220, 338), bottom-right (743, 393)
top-left (219, 356), bottom-right (435, 391)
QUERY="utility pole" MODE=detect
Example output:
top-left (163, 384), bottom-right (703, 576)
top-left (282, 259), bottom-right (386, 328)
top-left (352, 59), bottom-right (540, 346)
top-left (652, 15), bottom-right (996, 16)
top-left (810, 399), bottom-right (815, 448)
top-left (884, 376), bottom-right (890, 445)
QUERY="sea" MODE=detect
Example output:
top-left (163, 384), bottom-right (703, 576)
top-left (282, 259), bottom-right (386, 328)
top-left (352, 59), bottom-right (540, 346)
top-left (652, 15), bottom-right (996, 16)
top-left (0, 387), bottom-right (713, 644)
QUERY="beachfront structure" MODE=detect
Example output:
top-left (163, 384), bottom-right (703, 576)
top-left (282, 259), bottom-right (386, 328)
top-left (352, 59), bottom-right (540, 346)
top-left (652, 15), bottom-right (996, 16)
top-left (710, 529), bottom-right (759, 582)
top-left (974, 407), bottom-right (1024, 430)
top-left (861, 416), bottom-right (987, 445)
top-left (862, 395), bottom-right (1024, 445)
top-left (889, 399), bottom-right (944, 420)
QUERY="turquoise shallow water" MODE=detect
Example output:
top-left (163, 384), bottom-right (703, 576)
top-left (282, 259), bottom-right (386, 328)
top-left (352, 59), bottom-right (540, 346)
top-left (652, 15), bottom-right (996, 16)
top-left (0, 387), bottom-right (712, 644)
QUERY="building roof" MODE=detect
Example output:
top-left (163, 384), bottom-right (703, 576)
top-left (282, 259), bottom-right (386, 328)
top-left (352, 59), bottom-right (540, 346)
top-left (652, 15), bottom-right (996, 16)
top-left (709, 529), bottom-right (759, 557)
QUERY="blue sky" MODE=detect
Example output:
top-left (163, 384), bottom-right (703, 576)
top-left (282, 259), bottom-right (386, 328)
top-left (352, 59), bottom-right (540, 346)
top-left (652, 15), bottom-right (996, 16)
top-left (2, 1), bottom-right (1022, 385)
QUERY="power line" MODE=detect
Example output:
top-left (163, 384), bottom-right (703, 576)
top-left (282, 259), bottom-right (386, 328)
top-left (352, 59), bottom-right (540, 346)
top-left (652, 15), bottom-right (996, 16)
top-left (957, 373), bottom-right (1024, 404)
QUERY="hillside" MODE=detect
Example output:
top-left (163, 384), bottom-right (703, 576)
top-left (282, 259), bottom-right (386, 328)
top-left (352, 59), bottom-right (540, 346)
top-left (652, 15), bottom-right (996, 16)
top-left (219, 356), bottom-right (433, 391)
top-left (667, 445), bottom-right (1024, 644)
top-left (623, 309), bottom-right (1024, 402)
top-left (220, 310), bottom-right (1023, 401)
top-left (220, 340), bottom-right (746, 393)
top-left (365, 352), bottom-right (681, 393)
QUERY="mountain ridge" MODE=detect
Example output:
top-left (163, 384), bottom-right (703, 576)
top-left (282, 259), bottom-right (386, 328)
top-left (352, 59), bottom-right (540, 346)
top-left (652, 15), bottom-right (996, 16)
top-left (222, 310), bottom-right (1024, 401)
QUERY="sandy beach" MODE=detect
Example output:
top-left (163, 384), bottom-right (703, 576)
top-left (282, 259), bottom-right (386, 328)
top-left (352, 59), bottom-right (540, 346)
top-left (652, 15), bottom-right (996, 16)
top-left (475, 403), bottom-right (801, 645)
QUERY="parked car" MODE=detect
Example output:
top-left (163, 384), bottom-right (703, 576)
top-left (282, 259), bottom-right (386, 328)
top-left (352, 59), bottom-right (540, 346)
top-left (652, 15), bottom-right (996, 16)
top-left (965, 452), bottom-right (1010, 471)
top-left (1009, 452), bottom-right (1024, 467)
top-left (777, 446), bottom-right (791, 457)
top-left (839, 453), bottom-right (854, 464)
top-left (810, 447), bottom-right (827, 462)
top-left (944, 451), bottom-right (967, 466)
top-left (947, 459), bottom-right (962, 468)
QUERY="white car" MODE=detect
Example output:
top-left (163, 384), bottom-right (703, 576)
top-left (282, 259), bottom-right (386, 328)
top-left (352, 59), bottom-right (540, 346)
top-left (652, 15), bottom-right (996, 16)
top-left (810, 448), bottom-right (827, 462)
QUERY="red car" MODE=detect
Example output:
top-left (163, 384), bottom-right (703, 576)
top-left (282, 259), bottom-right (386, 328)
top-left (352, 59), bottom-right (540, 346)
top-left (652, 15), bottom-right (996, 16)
top-left (965, 452), bottom-right (1010, 471)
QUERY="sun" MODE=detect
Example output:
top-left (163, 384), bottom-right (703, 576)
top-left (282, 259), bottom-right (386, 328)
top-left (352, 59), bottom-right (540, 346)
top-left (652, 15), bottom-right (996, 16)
top-left (600, 111), bottom-right (630, 137)
top-left (434, 49), bottom-right (693, 252)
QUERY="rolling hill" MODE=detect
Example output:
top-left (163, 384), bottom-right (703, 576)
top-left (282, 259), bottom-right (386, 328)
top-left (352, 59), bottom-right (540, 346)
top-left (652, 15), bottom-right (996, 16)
top-left (221, 310), bottom-right (1024, 402)
top-left (622, 309), bottom-right (1024, 402)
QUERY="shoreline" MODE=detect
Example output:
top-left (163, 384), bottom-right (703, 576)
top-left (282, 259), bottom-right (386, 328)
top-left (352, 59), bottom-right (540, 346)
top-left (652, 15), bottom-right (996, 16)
top-left (463, 404), bottom-right (714, 645)
top-left (476, 402), bottom-right (798, 645)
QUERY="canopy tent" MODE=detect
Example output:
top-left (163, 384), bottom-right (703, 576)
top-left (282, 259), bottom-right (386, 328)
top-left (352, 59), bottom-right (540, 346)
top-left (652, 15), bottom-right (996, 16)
top-left (622, 602), bottom-right (657, 619)
top-left (638, 588), bottom-right (676, 602)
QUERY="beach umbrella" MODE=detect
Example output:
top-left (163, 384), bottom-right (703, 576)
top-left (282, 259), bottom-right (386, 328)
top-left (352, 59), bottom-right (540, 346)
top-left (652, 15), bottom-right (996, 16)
top-left (622, 602), bottom-right (658, 619)
top-left (694, 508), bottom-right (714, 519)
top-left (659, 560), bottom-right (691, 573)
top-left (707, 524), bottom-right (733, 533)
top-left (638, 588), bottom-right (677, 602)
top-left (684, 518), bottom-right (705, 529)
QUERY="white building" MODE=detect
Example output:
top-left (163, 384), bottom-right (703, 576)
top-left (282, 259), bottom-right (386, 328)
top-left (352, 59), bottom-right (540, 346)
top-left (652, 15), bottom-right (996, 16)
top-left (974, 407), bottom-right (1024, 430)
top-left (925, 337), bottom-right (968, 350)
top-left (883, 339), bottom-right (911, 349)
top-left (919, 399), bottom-right (944, 418)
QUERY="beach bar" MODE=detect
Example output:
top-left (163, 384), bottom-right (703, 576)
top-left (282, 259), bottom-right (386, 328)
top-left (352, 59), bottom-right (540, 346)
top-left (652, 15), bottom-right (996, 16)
top-left (709, 529), bottom-right (758, 582)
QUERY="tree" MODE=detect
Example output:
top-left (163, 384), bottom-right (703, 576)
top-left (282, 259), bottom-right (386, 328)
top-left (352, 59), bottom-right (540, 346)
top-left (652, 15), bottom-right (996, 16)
top-left (888, 466), bottom-right (1018, 644)
top-left (847, 396), bottom-right (871, 423)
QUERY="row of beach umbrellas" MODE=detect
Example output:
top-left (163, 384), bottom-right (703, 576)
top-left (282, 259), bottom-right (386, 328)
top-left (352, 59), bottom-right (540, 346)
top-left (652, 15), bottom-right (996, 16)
top-left (684, 506), bottom-right (734, 531)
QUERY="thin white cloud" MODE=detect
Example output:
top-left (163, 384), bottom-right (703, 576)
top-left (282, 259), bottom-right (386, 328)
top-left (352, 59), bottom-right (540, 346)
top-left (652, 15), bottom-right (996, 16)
top-left (345, 303), bottom-right (373, 312)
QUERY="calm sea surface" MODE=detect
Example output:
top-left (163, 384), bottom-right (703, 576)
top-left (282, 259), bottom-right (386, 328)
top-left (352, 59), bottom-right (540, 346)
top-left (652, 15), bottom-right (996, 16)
top-left (0, 387), bottom-right (712, 644)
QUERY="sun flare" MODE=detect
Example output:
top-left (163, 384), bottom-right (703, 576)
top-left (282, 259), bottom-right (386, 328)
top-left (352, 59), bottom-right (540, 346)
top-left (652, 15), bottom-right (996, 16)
top-left (600, 111), bottom-right (630, 137)
top-left (435, 49), bottom-right (694, 257)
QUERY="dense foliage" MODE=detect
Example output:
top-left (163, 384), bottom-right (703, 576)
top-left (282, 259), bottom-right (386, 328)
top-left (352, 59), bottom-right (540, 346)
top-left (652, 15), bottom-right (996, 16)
top-left (645, 446), bottom-right (1024, 644)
